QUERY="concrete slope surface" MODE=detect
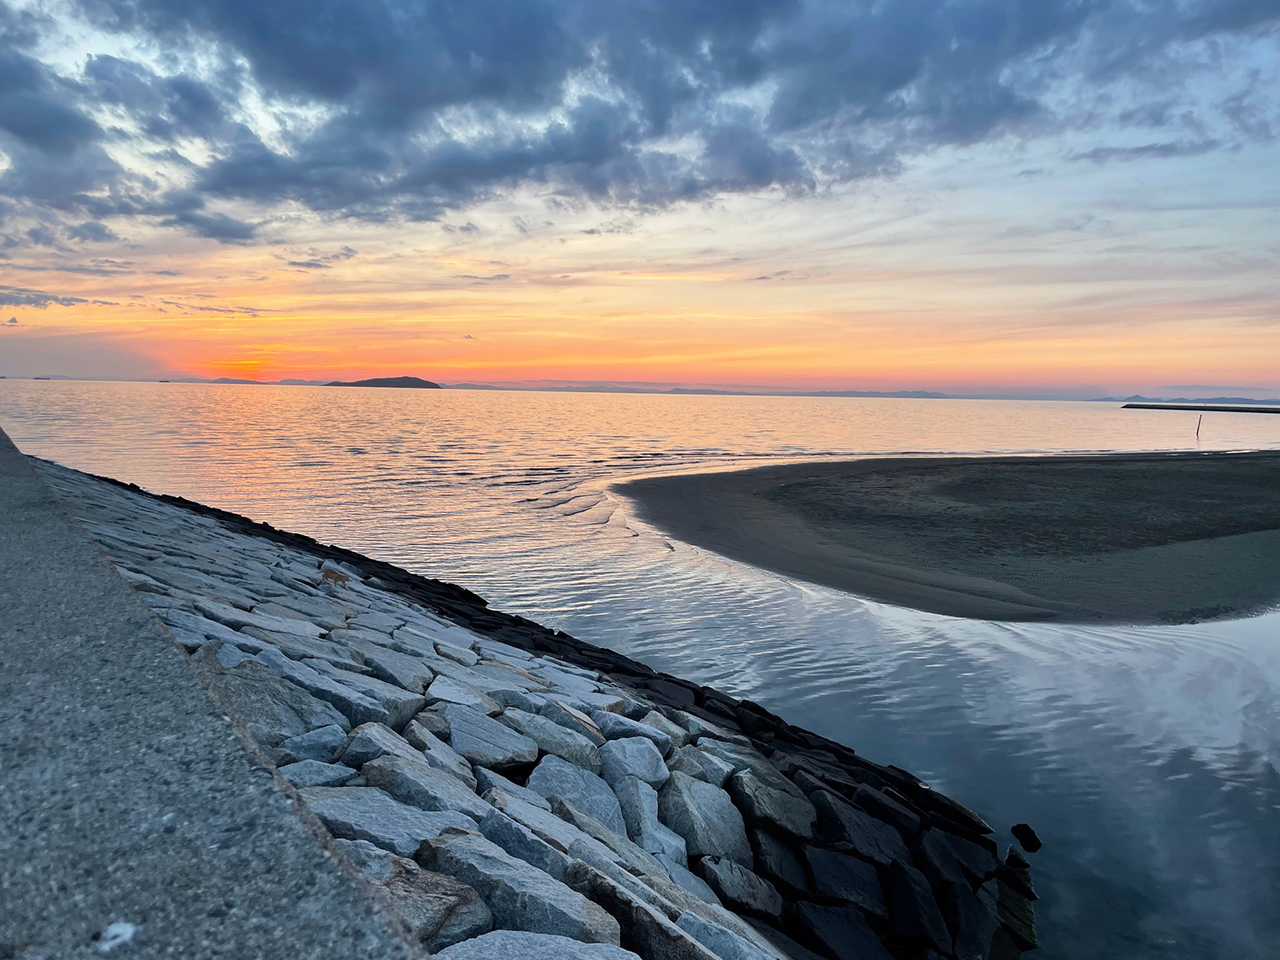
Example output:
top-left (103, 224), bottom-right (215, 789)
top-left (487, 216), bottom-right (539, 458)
top-left (0, 428), bottom-right (419, 960)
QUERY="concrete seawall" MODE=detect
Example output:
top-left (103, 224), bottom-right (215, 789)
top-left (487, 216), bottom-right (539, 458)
top-left (1, 427), bottom-right (1039, 960)
top-left (0, 428), bottom-right (418, 959)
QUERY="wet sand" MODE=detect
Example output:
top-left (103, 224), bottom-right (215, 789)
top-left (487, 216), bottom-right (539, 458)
top-left (617, 451), bottom-right (1280, 623)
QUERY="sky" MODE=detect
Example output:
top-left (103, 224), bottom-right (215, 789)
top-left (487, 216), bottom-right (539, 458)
top-left (0, 0), bottom-right (1277, 396)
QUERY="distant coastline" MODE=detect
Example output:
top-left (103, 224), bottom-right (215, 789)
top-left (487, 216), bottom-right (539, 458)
top-left (324, 376), bottom-right (442, 389)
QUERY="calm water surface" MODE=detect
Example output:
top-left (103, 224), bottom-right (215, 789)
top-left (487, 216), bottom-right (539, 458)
top-left (3, 380), bottom-right (1278, 959)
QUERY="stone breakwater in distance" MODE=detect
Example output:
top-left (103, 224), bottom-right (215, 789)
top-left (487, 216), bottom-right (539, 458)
top-left (35, 456), bottom-right (1040, 960)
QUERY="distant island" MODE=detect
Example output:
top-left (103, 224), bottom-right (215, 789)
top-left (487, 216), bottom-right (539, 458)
top-left (324, 376), bottom-right (442, 389)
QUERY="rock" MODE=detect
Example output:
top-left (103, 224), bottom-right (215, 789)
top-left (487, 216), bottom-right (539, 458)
top-left (298, 785), bottom-right (474, 856)
top-left (667, 745), bottom-right (735, 788)
top-left (436, 640), bottom-right (480, 666)
top-left (692, 857), bottom-right (783, 922)
top-left (334, 839), bottom-right (492, 951)
top-left (614, 776), bottom-right (688, 860)
top-left (565, 861), bottom-right (722, 960)
top-left (853, 785), bottom-right (922, 837)
top-left (362, 755), bottom-right (493, 822)
top-left (479, 808), bottom-right (572, 881)
top-left (658, 772), bottom-right (752, 867)
top-left (347, 610), bottom-right (406, 633)
top-left (804, 847), bottom-right (886, 918)
top-left (811, 790), bottom-right (909, 865)
top-left (500, 708), bottom-right (603, 774)
top-left (728, 770), bottom-right (816, 838)
top-left (421, 831), bottom-right (621, 944)
top-left (884, 860), bottom-right (951, 954)
top-left (526, 755), bottom-right (628, 837)
top-left (655, 854), bottom-right (720, 906)
top-left (548, 796), bottom-right (669, 882)
top-left (251, 647), bottom-right (389, 727)
top-left (473, 767), bottom-right (552, 810)
top-left (696, 741), bottom-right (803, 799)
top-left (338, 722), bottom-right (423, 767)
top-left (303, 658), bottom-right (425, 729)
top-left (485, 790), bottom-right (625, 874)
top-left (742, 920), bottom-right (829, 960)
top-left (1010, 822), bottom-right (1042, 854)
top-left (412, 708), bottom-right (452, 741)
top-left (641, 711), bottom-right (692, 749)
top-left (440, 704), bottom-right (539, 771)
top-left (994, 877), bottom-right (1037, 951)
top-left (354, 643), bottom-right (437, 694)
top-left (592, 711), bottom-right (674, 756)
top-left (676, 912), bottom-right (776, 960)
top-left (278, 724), bottom-right (348, 763)
top-left (279, 760), bottom-right (357, 787)
top-left (425, 675), bottom-right (502, 715)
top-left (434, 930), bottom-right (641, 960)
top-left (940, 880), bottom-right (1001, 960)
top-left (914, 829), bottom-right (998, 889)
top-left (190, 642), bottom-right (349, 747)
top-left (601, 737), bottom-right (671, 787)
top-left (1001, 847), bottom-right (1037, 901)
top-left (195, 597), bottom-right (326, 639)
top-left (541, 699), bottom-right (609, 744)
top-left (158, 607), bottom-right (247, 650)
top-left (749, 829), bottom-right (808, 897)
top-left (403, 720), bottom-right (477, 789)
top-left (671, 712), bottom-right (752, 748)
top-left (790, 903), bottom-right (894, 960)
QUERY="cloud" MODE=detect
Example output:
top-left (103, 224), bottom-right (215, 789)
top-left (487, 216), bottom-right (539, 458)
top-left (281, 245), bottom-right (358, 268)
top-left (4, 315), bottom-right (18, 325)
top-left (453, 273), bottom-right (510, 282)
top-left (1070, 139), bottom-right (1224, 163)
top-left (0, 0), bottom-right (1273, 241)
top-left (67, 220), bottom-right (120, 242)
top-left (0, 284), bottom-right (88, 308)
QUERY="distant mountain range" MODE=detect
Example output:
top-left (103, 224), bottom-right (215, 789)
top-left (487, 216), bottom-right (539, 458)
top-left (10, 375), bottom-right (1279, 404)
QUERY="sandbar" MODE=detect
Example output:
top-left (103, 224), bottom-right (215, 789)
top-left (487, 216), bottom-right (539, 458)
top-left (616, 451), bottom-right (1280, 623)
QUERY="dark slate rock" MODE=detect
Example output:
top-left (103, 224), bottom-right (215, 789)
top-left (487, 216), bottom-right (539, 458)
top-left (1001, 847), bottom-right (1037, 901)
top-left (750, 829), bottom-right (809, 898)
top-left (789, 903), bottom-right (894, 960)
top-left (915, 829), bottom-right (998, 889)
top-left (853, 784), bottom-right (922, 837)
top-left (940, 880), bottom-right (1001, 960)
top-left (811, 791), bottom-right (909, 865)
top-left (804, 847), bottom-right (886, 919)
top-left (1010, 822), bottom-right (1042, 853)
top-left (693, 856), bottom-right (783, 922)
top-left (995, 877), bottom-right (1038, 951)
top-left (884, 860), bottom-right (951, 954)
top-left (728, 769), bottom-right (817, 839)
top-left (742, 919), bottom-right (830, 960)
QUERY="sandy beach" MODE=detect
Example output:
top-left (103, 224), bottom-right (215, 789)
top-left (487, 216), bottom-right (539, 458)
top-left (617, 451), bottom-right (1280, 623)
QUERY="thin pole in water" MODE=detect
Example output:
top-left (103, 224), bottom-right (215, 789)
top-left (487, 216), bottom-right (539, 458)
top-left (1196, 414), bottom-right (1202, 440)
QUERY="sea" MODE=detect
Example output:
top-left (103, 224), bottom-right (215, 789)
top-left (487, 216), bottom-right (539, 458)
top-left (2, 379), bottom-right (1277, 959)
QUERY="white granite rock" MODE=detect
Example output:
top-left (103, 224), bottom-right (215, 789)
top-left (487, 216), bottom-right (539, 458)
top-left (279, 760), bottom-right (357, 787)
top-left (592, 711), bottom-right (674, 757)
top-left (613, 776), bottom-right (688, 860)
top-left (362, 754), bottom-right (493, 822)
top-left (600, 737), bottom-right (670, 787)
top-left (658, 772), bottom-right (752, 867)
top-left (440, 704), bottom-right (539, 771)
top-left (298, 786), bottom-right (473, 856)
top-left (435, 930), bottom-right (640, 960)
top-left (500, 708), bottom-right (602, 774)
top-left (422, 831), bottom-right (621, 944)
top-left (526, 755), bottom-right (627, 838)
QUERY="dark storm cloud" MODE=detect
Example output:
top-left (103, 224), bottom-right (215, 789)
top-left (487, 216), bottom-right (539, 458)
top-left (1, 0), bottom-right (1277, 239)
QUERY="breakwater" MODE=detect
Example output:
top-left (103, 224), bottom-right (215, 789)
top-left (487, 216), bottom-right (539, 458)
top-left (22, 451), bottom-right (1039, 959)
